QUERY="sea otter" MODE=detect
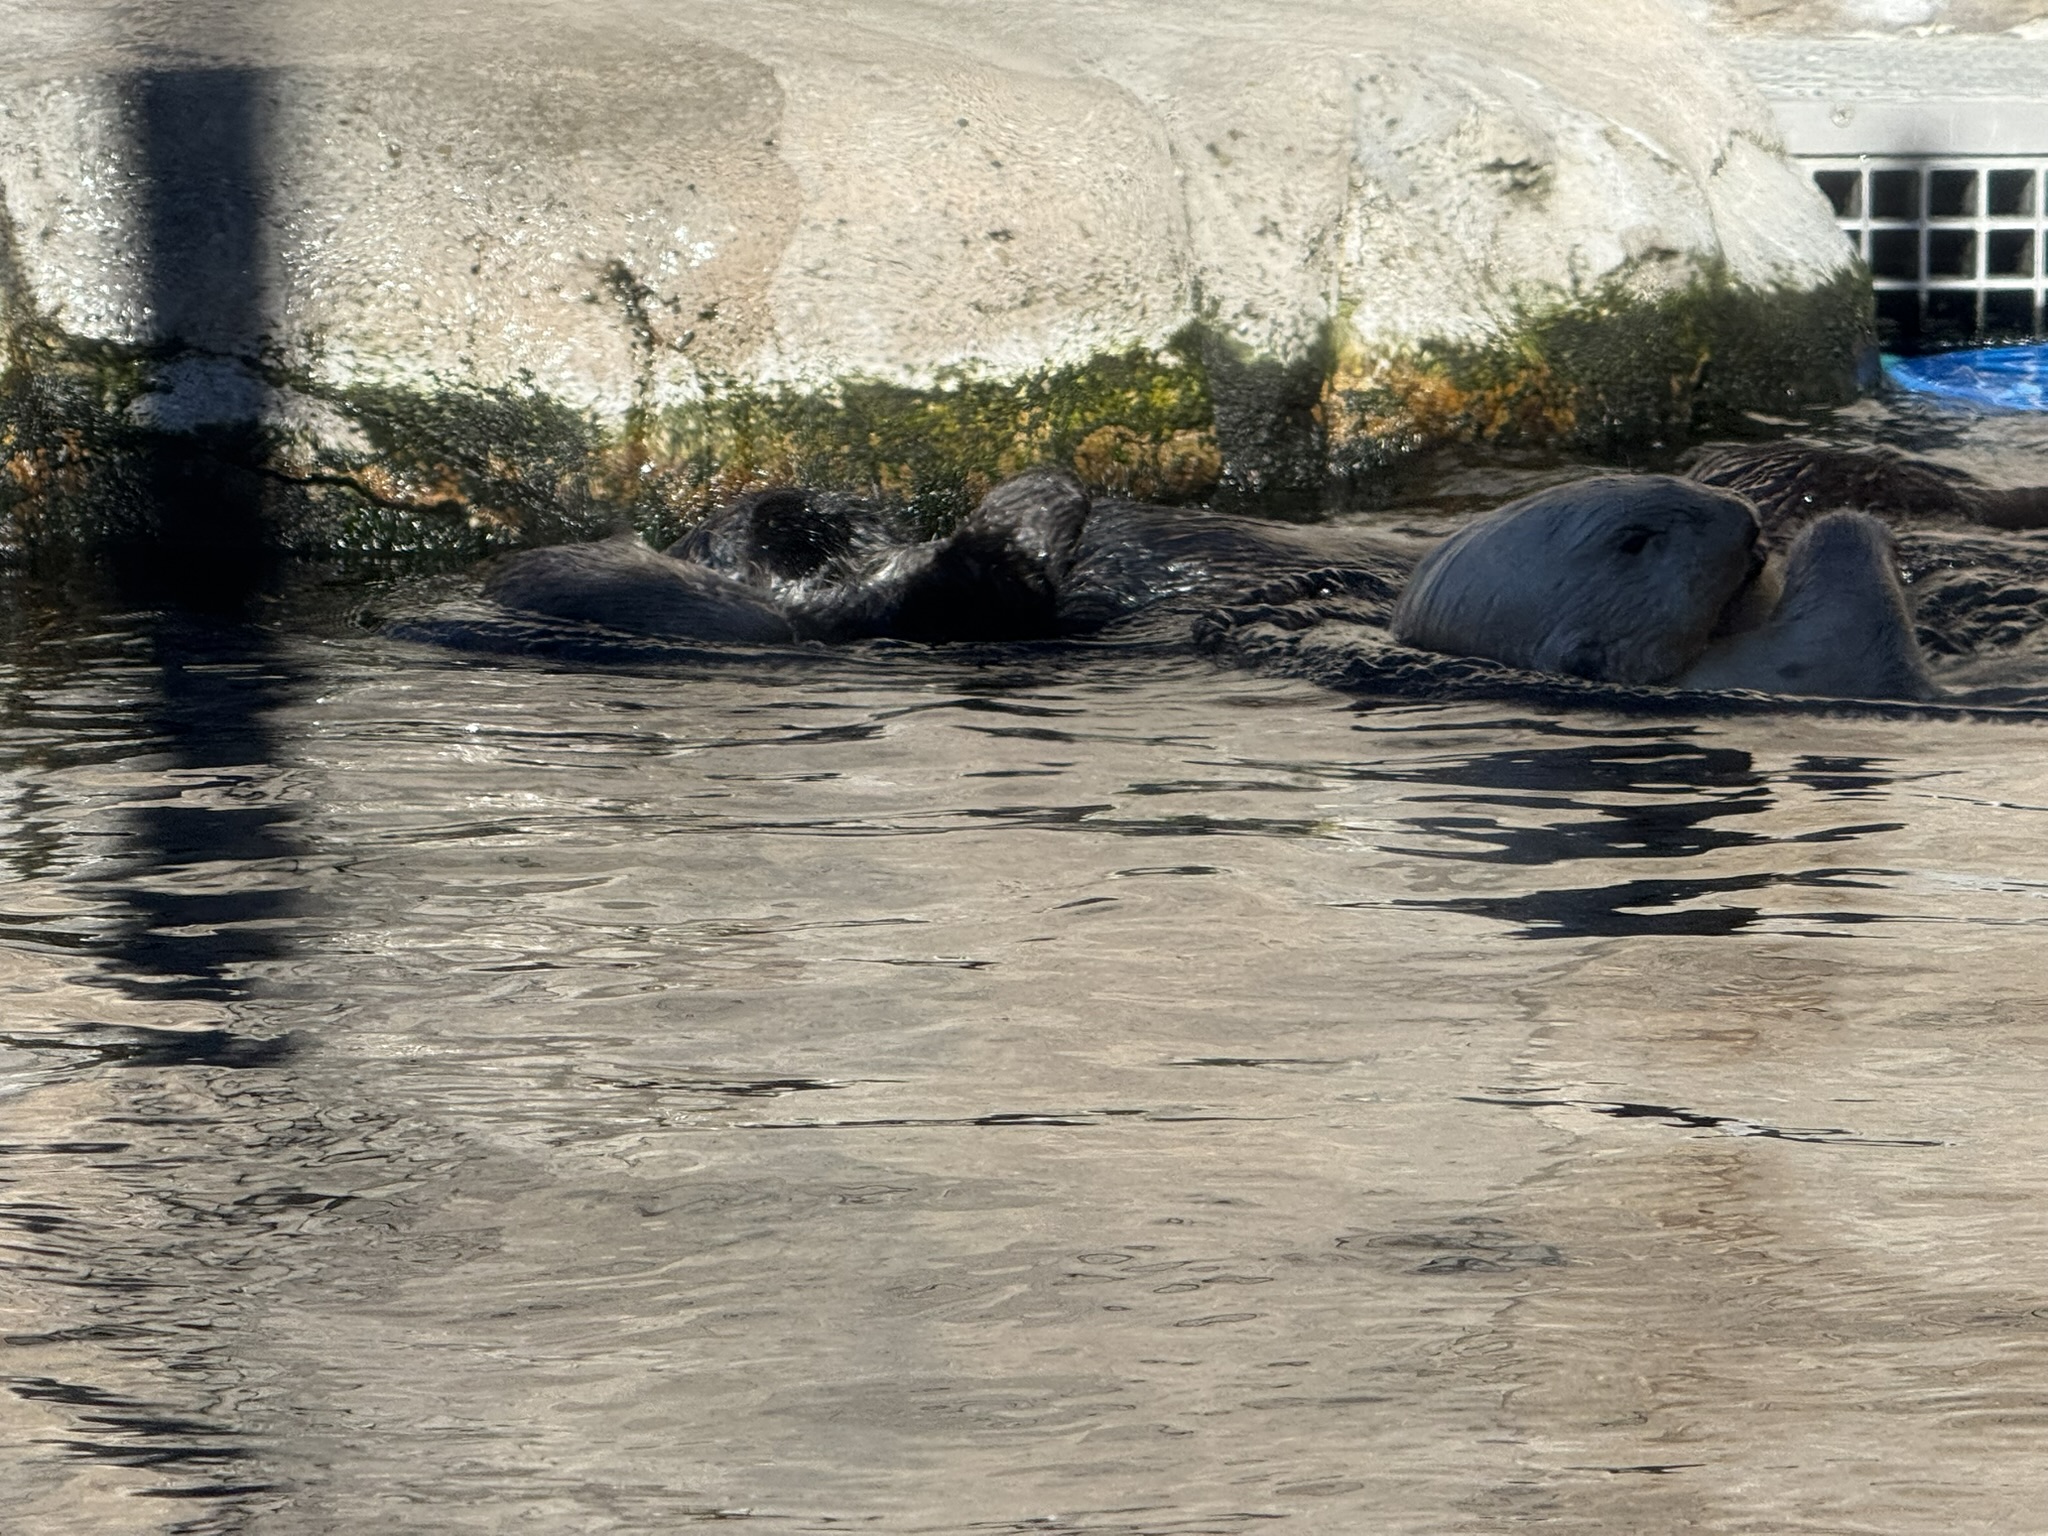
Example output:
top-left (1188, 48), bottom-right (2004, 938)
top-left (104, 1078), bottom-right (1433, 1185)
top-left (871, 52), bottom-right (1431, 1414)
top-left (483, 466), bottom-right (1378, 644)
top-left (482, 532), bottom-right (795, 643)
top-left (485, 470), bottom-right (1098, 643)
top-left (1686, 439), bottom-right (2048, 534)
top-left (1678, 511), bottom-right (1937, 700)
top-left (1388, 476), bottom-right (1765, 684)
top-left (476, 462), bottom-right (1943, 703)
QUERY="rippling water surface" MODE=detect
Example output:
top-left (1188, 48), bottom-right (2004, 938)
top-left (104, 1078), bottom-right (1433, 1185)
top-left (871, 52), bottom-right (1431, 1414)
top-left (10, 450), bottom-right (2048, 1531)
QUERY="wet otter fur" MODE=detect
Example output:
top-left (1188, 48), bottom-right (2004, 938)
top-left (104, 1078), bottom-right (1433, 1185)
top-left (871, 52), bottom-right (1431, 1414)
top-left (1389, 476), bottom-right (1765, 684)
top-left (665, 486), bottom-right (899, 594)
top-left (806, 467), bottom-right (1093, 640)
top-left (1687, 439), bottom-right (2048, 536)
top-left (478, 463), bottom-right (1931, 703)
top-left (486, 470), bottom-right (1095, 644)
top-left (484, 467), bottom-right (1369, 645)
top-left (481, 533), bottom-right (794, 643)
top-left (1679, 511), bottom-right (1937, 700)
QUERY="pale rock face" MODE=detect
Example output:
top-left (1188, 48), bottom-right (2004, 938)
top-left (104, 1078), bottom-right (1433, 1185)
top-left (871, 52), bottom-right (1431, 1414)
top-left (1340, 55), bottom-right (1738, 348)
top-left (1682, 0), bottom-right (2048, 34)
top-left (0, 0), bottom-right (1854, 440)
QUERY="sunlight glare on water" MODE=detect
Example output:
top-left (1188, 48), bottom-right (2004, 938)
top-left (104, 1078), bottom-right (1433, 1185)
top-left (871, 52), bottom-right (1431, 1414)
top-left (6, 599), bottom-right (2048, 1533)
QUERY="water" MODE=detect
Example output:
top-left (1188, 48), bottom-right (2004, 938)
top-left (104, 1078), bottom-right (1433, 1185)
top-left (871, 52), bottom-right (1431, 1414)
top-left (11, 439), bottom-right (2048, 1531)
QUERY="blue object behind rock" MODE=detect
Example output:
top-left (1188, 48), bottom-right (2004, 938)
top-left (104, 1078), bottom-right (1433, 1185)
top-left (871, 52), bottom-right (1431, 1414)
top-left (1886, 345), bottom-right (2048, 412)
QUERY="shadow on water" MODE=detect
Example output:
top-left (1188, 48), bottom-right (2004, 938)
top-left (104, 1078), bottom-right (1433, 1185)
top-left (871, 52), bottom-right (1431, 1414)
top-left (96, 616), bottom-right (306, 1010)
top-left (1324, 734), bottom-right (1910, 939)
top-left (1379, 742), bottom-right (1904, 867)
top-left (3, 67), bottom-right (300, 1528)
top-left (1463, 1095), bottom-right (1944, 1147)
top-left (1383, 741), bottom-right (1778, 864)
top-left (93, 58), bottom-right (300, 1033)
top-left (1388, 866), bottom-right (1901, 939)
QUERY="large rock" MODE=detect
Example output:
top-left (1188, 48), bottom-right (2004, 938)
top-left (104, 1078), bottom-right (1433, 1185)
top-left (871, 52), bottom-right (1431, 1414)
top-left (0, 0), bottom-right (1867, 554)
top-left (1680, 0), bottom-right (2048, 33)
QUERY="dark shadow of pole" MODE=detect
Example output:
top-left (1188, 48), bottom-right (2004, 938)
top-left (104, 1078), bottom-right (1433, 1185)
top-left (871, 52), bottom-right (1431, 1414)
top-left (0, 65), bottom-right (310, 1519)
top-left (94, 66), bottom-right (305, 1011)
top-left (101, 618), bottom-right (308, 1010)
top-left (119, 67), bottom-right (276, 613)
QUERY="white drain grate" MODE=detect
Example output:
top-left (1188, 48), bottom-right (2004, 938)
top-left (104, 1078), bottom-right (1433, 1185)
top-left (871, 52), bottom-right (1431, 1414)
top-left (1804, 156), bottom-right (2048, 346)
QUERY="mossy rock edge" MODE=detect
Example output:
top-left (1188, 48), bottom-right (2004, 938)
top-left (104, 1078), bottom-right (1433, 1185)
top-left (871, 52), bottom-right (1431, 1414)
top-left (0, 266), bottom-right (1873, 578)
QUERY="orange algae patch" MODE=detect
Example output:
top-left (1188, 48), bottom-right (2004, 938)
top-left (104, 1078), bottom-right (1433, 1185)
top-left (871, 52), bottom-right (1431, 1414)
top-left (1321, 348), bottom-right (1580, 465)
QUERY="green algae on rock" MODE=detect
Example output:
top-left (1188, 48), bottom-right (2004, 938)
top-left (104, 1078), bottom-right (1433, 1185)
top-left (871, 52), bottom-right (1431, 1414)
top-left (635, 342), bottom-right (1221, 536)
top-left (0, 269), bottom-right (1875, 579)
top-left (1321, 266), bottom-right (1876, 485)
top-left (0, 333), bottom-right (1226, 573)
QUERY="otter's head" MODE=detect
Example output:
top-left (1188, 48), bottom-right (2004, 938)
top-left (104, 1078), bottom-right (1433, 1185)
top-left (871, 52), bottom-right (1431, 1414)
top-left (1391, 475), bottom-right (1763, 684)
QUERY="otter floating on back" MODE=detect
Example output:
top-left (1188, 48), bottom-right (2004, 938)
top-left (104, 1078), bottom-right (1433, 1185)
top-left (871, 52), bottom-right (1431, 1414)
top-left (482, 466), bottom-right (1391, 646)
top-left (472, 454), bottom-right (1950, 705)
top-left (1387, 479), bottom-right (1938, 702)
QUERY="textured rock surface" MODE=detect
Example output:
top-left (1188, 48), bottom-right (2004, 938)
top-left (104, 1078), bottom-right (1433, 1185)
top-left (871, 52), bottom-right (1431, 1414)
top-left (0, 0), bottom-right (1867, 552)
top-left (1681, 0), bottom-right (2048, 34)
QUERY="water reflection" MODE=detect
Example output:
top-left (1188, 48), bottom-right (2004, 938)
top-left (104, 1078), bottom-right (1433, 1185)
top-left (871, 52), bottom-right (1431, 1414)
top-left (0, 106), bottom-right (306, 1525)
top-left (0, 1024), bottom-right (293, 1072)
top-left (0, 591), bottom-right (310, 1525)
top-left (11, 1376), bottom-right (263, 1496)
top-left (8, 618), bottom-right (2048, 1530)
top-left (0, 599), bottom-right (309, 1002)
top-left (1783, 753), bottom-right (1898, 797)
top-left (96, 619), bottom-right (307, 1005)
top-left (1280, 735), bottom-right (1926, 937)
top-left (1385, 741), bottom-right (1779, 865)
top-left (1390, 866), bottom-right (1899, 939)
top-left (1466, 1094), bottom-right (1944, 1147)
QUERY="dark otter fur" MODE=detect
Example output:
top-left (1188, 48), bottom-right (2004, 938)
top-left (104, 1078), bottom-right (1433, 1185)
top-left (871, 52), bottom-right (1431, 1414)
top-left (488, 470), bottom-right (1097, 644)
top-left (482, 467), bottom-right (1376, 646)
top-left (1390, 476), bottom-right (1765, 684)
top-left (666, 487), bottom-right (894, 586)
top-left (473, 462), bottom-right (1935, 703)
top-left (1055, 498), bottom-right (1363, 633)
top-left (1686, 439), bottom-right (2048, 536)
top-left (482, 533), bottom-right (794, 643)
top-left (854, 467), bottom-right (1093, 640)
top-left (771, 467), bottom-right (1094, 640)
